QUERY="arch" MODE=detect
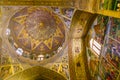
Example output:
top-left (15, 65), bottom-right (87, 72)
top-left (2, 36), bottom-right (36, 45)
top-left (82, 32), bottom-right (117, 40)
top-left (5, 66), bottom-right (67, 80)
top-left (68, 10), bottom-right (97, 80)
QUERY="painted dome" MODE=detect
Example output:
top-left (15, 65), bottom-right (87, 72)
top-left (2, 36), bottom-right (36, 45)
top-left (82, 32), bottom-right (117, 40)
top-left (9, 7), bottom-right (65, 55)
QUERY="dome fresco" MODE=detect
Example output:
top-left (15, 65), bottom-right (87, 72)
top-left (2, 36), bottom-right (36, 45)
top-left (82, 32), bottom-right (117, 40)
top-left (9, 7), bottom-right (65, 55)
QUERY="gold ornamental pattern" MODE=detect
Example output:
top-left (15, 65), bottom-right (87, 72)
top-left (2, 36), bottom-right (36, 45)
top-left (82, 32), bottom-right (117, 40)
top-left (9, 7), bottom-right (65, 54)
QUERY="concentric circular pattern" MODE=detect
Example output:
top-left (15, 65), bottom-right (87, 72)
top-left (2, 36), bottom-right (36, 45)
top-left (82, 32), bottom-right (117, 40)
top-left (9, 7), bottom-right (65, 55)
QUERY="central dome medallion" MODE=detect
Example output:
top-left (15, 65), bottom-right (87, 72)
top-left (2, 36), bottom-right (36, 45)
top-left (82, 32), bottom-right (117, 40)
top-left (25, 7), bottom-right (57, 40)
top-left (9, 7), bottom-right (65, 55)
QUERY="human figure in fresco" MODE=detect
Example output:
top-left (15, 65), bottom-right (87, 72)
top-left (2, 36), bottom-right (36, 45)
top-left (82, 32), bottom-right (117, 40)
top-left (110, 68), bottom-right (115, 79)
top-left (105, 67), bottom-right (113, 80)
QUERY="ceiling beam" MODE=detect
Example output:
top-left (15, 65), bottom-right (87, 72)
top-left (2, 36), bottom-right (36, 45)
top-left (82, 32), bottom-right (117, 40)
top-left (0, 0), bottom-right (74, 7)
